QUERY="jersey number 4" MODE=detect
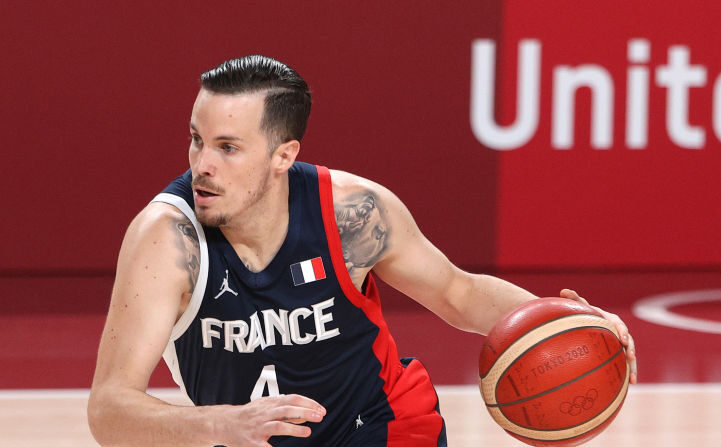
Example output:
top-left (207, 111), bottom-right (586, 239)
top-left (250, 365), bottom-right (280, 400)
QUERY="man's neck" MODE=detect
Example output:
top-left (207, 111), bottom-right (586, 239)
top-left (219, 175), bottom-right (290, 272)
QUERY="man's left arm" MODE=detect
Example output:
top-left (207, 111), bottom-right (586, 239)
top-left (365, 181), bottom-right (638, 384)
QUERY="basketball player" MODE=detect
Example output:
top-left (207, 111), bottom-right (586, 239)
top-left (88, 55), bottom-right (637, 447)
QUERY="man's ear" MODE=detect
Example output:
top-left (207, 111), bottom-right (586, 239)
top-left (272, 139), bottom-right (300, 173)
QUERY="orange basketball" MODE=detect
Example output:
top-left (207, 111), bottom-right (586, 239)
top-left (478, 298), bottom-right (629, 446)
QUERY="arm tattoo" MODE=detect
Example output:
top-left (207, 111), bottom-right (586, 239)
top-left (173, 217), bottom-right (200, 293)
top-left (334, 190), bottom-right (389, 285)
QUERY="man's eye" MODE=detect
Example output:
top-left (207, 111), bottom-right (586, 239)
top-left (190, 135), bottom-right (202, 145)
top-left (221, 144), bottom-right (237, 153)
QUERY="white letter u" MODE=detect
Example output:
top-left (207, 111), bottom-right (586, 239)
top-left (471, 39), bottom-right (541, 150)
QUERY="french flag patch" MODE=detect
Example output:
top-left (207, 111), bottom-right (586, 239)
top-left (290, 257), bottom-right (326, 286)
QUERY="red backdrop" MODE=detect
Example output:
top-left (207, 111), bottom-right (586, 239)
top-left (1, 0), bottom-right (501, 274)
top-left (2, 0), bottom-right (720, 388)
top-left (493, 0), bottom-right (721, 269)
top-left (2, 0), bottom-right (718, 274)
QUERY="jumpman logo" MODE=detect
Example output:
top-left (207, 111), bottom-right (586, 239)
top-left (214, 270), bottom-right (238, 299)
top-left (355, 414), bottom-right (363, 429)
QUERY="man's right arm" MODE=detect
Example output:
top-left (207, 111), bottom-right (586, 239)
top-left (87, 203), bottom-right (324, 447)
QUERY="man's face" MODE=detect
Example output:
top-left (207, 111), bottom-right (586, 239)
top-left (188, 89), bottom-right (273, 227)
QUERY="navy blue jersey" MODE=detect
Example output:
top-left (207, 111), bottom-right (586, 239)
top-left (152, 162), bottom-right (446, 446)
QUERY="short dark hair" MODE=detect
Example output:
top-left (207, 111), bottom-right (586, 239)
top-left (200, 55), bottom-right (312, 149)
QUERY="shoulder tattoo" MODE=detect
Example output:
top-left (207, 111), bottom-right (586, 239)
top-left (173, 216), bottom-right (200, 293)
top-left (334, 190), bottom-right (389, 281)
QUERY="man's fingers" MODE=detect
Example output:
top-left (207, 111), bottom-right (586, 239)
top-left (559, 289), bottom-right (590, 305)
top-left (272, 394), bottom-right (326, 415)
top-left (610, 321), bottom-right (638, 384)
top-left (263, 420), bottom-right (312, 438)
top-left (613, 321), bottom-right (629, 344)
top-left (245, 395), bottom-right (326, 439)
top-left (268, 405), bottom-right (325, 424)
top-left (560, 288), bottom-right (577, 299)
top-left (624, 333), bottom-right (638, 384)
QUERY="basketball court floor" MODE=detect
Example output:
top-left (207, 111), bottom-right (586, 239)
top-left (1, 270), bottom-right (720, 445)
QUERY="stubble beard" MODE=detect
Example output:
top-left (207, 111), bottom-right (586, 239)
top-left (195, 172), bottom-right (272, 229)
top-left (196, 209), bottom-right (230, 228)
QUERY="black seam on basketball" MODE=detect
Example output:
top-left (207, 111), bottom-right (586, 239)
top-left (480, 313), bottom-right (606, 379)
top-left (489, 325), bottom-right (617, 403)
top-left (486, 345), bottom-right (625, 409)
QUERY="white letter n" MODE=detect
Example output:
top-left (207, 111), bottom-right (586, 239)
top-left (552, 65), bottom-right (614, 149)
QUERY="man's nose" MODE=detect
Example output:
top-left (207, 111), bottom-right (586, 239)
top-left (194, 147), bottom-right (216, 176)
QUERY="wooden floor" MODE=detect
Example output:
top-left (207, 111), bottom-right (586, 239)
top-left (1, 384), bottom-right (719, 446)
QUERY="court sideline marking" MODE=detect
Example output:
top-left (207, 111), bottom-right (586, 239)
top-left (1, 384), bottom-right (720, 400)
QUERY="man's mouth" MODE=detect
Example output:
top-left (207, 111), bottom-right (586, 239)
top-left (192, 177), bottom-right (224, 204)
top-left (195, 188), bottom-right (219, 197)
top-left (193, 186), bottom-right (222, 206)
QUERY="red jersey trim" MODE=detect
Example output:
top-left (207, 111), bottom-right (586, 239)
top-left (316, 165), bottom-right (373, 309)
top-left (316, 165), bottom-right (400, 388)
top-left (315, 165), bottom-right (444, 446)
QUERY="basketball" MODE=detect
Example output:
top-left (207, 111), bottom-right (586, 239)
top-left (478, 298), bottom-right (629, 446)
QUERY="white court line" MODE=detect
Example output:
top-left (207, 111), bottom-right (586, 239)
top-left (0, 388), bottom-right (188, 400)
top-left (437, 383), bottom-right (721, 395)
top-left (1, 383), bottom-right (720, 400)
top-left (633, 289), bottom-right (721, 334)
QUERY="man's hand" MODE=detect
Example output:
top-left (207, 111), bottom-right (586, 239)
top-left (210, 394), bottom-right (326, 447)
top-left (559, 289), bottom-right (638, 384)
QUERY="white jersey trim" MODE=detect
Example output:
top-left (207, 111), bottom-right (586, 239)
top-left (151, 192), bottom-right (209, 400)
